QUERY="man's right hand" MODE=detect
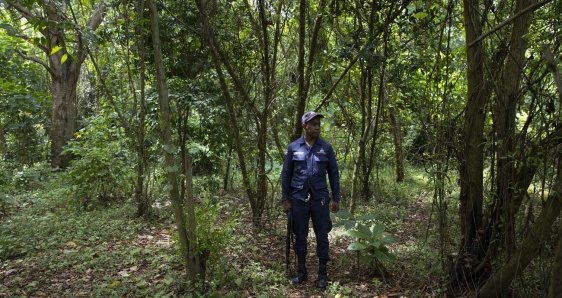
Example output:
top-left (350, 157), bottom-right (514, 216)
top-left (283, 200), bottom-right (292, 213)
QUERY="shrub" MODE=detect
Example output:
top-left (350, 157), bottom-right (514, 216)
top-left (62, 113), bottom-right (133, 208)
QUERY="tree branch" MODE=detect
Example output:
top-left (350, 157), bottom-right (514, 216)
top-left (15, 49), bottom-right (55, 76)
top-left (468, 0), bottom-right (554, 47)
top-left (542, 44), bottom-right (562, 101)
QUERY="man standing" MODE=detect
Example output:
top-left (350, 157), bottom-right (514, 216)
top-left (282, 111), bottom-right (340, 288)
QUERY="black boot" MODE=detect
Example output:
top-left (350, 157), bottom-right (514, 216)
top-left (317, 258), bottom-right (328, 288)
top-left (291, 256), bottom-right (307, 285)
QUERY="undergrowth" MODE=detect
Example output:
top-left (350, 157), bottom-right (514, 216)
top-left (1, 164), bottom-right (552, 297)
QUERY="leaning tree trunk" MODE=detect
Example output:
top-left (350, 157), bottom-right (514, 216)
top-left (478, 158), bottom-right (562, 297)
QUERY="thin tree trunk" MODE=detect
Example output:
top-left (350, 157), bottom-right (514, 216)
top-left (493, 0), bottom-right (533, 253)
top-left (134, 0), bottom-right (150, 217)
top-left (388, 96), bottom-right (404, 183)
top-left (291, 0), bottom-right (326, 141)
top-left (148, 0), bottom-right (204, 281)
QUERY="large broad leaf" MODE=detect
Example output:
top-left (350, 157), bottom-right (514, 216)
top-left (344, 229), bottom-right (371, 242)
top-left (381, 234), bottom-right (399, 245)
top-left (0, 24), bottom-right (18, 36)
top-left (347, 242), bottom-right (369, 251)
top-left (370, 224), bottom-right (385, 240)
top-left (343, 220), bottom-right (356, 230)
top-left (357, 223), bottom-right (372, 240)
top-left (374, 250), bottom-right (392, 261)
top-left (333, 208), bottom-right (353, 219)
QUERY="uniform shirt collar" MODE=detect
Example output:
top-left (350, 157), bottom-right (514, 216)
top-left (298, 135), bottom-right (324, 146)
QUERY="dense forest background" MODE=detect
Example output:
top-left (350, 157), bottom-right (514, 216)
top-left (1, 0), bottom-right (562, 297)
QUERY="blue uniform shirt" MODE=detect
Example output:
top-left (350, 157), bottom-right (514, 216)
top-left (281, 136), bottom-right (340, 202)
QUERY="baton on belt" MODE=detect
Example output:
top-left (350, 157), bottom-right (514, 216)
top-left (285, 210), bottom-right (293, 271)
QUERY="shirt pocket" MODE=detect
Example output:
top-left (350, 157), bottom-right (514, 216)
top-left (292, 153), bottom-right (306, 171)
top-left (314, 154), bottom-right (329, 174)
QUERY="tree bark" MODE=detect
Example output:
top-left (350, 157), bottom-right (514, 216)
top-left (388, 96), bottom-right (404, 183)
top-left (493, 0), bottom-right (533, 253)
top-left (548, 229), bottom-right (562, 298)
top-left (478, 159), bottom-right (562, 297)
top-left (458, 0), bottom-right (489, 254)
top-left (134, 0), bottom-right (150, 217)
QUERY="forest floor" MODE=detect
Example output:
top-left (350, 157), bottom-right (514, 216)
top-left (0, 182), bottom-right (459, 297)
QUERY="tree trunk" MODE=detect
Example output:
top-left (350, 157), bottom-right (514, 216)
top-left (457, 0), bottom-right (488, 256)
top-left (135, 0), bottom-right (150, 217)
top-left (478, 159), bottom-right (562, 297)
top-left (148, 0), bottom-right (204, 281)
top-left (548, 229), bottom-right (562, 298)
top-left (493, 0), bottom-right (533, 253)
top-left (291, 0), bottom-right (326, 142)
top-left (50, 63), bottom-right (78, 169)
top-left (388, 98), bottom-right (404, 183)
top-left (6, 1), bottom-right (104, 169)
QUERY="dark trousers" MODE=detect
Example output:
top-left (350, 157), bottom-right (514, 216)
top-left (291, 198), bottom-right (332, 260)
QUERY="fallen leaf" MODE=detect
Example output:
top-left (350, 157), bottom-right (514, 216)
top-left (109, 280), bottom-right (120, 288)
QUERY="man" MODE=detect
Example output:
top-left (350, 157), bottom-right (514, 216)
top-left (282, 111), bottom-right (340, 288)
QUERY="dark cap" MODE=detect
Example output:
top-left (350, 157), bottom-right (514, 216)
top-left (301, 111), bottom-right (324, 124)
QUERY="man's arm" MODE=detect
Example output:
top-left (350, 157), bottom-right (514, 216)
top-left (281, 146), bottom-right (293, 212)
top-left (327, 144), bottom-right (340, 213)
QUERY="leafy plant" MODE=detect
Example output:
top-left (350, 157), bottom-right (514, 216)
top-left (334, 208), bottom-right (398, 275)
top-left (61, 113), bottom-right (133, 208)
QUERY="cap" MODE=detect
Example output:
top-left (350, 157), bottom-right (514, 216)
top-left (301, 111), bottom-right (324, 124)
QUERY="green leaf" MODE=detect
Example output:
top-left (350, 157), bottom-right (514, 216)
top-left (343, 220), bottom-right (356, 230)
top-left (374, 250), bottom-right (392, 261)
top-left (0, 24), bottom-right (18, 36)
top-left (333, 208), bottom-right (353, 219)
top-left (357, 223), bottom-right (372, 239)
top-left (370, 224), bottom-right (385, 239)
top-left (347, 242), bottom-right (369, 250)
top-left (50, 45), bottom-right (63, 55)
top-left (381, 235), bottom-right (399, 245)
top-left (163, 144), bottom-right (176, 154)
top-left (414, 12), bottom-right (428, 19)
top-left (344, 229), bottom-right (371, 242)
top-left (163, 184), bottom-right (173, 192)
top-left (61, 53), bottom-right (68, 64)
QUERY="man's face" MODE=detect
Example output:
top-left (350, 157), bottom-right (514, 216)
top-left (302, 117), bottom-right (321, 138)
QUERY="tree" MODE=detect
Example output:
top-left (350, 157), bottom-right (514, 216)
top-left (148, 0), bottom-right (206, 281)
top-left (4, 0), bottom-right (104, 169)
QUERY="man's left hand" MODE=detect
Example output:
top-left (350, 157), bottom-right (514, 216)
top-left (331, 201), bottom-right (339, 213)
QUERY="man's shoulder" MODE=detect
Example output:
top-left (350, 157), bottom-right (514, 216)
top-left (316, 137), bottom-right (333, 147)
top-left (288, 136), bottom-right (305, 147)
